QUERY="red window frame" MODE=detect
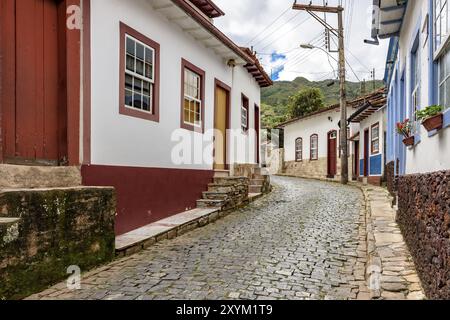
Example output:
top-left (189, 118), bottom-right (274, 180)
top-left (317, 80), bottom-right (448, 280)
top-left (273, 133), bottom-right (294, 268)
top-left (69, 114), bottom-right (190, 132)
top-left (119, 22), bottom-right (160, 122)
top-left (180, 58), bottom-right (205, 133)
top-left (241, 94), bottom-right (249, 132)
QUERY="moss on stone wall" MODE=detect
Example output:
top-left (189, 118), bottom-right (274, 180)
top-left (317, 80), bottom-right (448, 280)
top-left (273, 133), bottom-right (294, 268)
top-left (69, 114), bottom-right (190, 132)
top-left (0, 187), bottom-right (116, 300)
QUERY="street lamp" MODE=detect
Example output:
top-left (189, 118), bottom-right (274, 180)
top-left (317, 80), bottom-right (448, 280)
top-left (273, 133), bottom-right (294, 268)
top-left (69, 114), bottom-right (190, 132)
top-left (299, 44), bottom-right (339, 63)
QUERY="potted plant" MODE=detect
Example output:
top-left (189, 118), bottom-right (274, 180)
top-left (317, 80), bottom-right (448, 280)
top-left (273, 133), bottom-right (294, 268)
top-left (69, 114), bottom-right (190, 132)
top-left (416, 105), bottom-right (444, 132)
top-left (396, 119), bottom-right (414, 146)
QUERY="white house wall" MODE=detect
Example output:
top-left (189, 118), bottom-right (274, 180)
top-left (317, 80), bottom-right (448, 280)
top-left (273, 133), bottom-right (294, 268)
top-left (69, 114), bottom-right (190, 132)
top-left (89, 0), bottom-right (259, 170)
top-left (284, 107), bottom-right (355, 162)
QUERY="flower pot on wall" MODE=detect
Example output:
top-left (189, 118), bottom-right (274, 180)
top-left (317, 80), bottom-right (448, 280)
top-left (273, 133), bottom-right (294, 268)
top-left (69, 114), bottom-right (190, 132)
top-left (403, 136), bottom-right (415, 146)
top-left (422, 113), bottom-right (443, 132)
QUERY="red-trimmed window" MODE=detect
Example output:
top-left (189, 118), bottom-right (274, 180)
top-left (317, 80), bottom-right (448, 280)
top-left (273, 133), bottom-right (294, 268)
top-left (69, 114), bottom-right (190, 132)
top-left (371, 123), bottom-right (380, 154)
top-left (310, 134), bottom-right (318, 160)
top-left (295, 138), bottom-right (303, 162)
top-left (120, 22), bottom-right (159, 122)
top-left (241, 94), bottom-right (249, 132)
top-left (181, 59), bottom-right (205, 132)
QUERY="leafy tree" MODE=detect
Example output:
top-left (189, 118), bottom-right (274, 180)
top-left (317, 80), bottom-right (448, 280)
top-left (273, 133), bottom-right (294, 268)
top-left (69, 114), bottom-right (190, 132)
top-left (287, 87), bottom-right (325, 119)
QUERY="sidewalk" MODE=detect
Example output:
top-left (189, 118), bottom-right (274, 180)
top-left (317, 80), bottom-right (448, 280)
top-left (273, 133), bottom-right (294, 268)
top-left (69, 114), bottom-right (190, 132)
top-left (360, 184), bottom-right (425, 300)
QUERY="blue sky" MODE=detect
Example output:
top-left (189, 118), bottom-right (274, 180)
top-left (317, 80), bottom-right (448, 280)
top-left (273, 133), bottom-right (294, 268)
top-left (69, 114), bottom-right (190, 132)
top-left (213, 0), bottom-right (389, 82)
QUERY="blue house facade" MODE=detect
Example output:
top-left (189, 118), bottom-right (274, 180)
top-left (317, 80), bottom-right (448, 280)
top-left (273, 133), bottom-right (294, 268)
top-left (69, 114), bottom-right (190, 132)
top-left (369, 0), bottom-right (450, 299)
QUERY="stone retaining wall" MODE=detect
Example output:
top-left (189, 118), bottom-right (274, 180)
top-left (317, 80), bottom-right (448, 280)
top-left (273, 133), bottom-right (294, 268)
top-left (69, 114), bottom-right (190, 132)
top-left (397, 170), bottom-right (450, 300)
top-left (0, 187), bottom-right (116, 300)
top-left (385, 161), bottom-right (396, 196)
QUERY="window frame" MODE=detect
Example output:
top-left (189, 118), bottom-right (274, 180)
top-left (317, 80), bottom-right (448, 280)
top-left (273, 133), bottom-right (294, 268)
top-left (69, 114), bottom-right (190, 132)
top-left (434, 0), bottom-right (449, 54)
top-left (119, 22), bottom-right (160, 122)
top-left (241, 94), bottom-right (250, 132)
top-left (371, 122), bottom-right (380, 155)
top-left (295, 138), bottom-right (303, 162)
top-left (438, 45), bottom-right (450, 110)
top-left (310, 134), bottom-right (318, 161)
top-left (180, 58), bottom-right (205, 133)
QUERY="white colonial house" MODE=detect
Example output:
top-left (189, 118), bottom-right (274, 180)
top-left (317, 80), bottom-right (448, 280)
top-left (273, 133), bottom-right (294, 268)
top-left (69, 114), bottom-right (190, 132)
top-left (0, 0), bottom-right (272, 236)
top-left (279, 91), bottom-right (386, 183)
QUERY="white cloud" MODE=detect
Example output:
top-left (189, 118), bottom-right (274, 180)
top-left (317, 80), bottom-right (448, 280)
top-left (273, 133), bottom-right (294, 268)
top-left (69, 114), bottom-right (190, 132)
top-left (213, 0), bottom-right (389, 82)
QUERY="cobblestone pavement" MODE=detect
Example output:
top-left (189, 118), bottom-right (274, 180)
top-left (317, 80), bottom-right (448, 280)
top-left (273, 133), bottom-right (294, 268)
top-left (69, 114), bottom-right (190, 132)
top-left (29, 176), bottom-right (369, 300)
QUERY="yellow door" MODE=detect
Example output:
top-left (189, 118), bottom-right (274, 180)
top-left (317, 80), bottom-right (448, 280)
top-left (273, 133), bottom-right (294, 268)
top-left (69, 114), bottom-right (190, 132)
top-left (214, 86), bottom-right (227, 170)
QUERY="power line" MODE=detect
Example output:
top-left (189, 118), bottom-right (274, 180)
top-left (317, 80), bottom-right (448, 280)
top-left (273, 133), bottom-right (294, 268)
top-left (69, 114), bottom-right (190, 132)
top-left (252, 12), bottom-right (303, 48)
top-left (258, 15), bottom-right (312, 52)
top-left (245, 5), bottom-right (293, 46)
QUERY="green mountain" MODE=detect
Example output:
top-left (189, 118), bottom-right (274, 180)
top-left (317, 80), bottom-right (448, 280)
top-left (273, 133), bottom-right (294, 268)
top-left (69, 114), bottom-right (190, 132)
top-left (261, 77), bottom-right (384, 129)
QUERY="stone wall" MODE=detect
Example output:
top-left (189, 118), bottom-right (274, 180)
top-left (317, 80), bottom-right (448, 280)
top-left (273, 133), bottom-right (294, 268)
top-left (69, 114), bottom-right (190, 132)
top-left (397, 170), bottom-right (450, 300)
top-left (284, 157), bottom-right (352, 180)
top-left (0, 187), bottom-right (116, 300)
top-left (385, 161), bottom-right (396, 196)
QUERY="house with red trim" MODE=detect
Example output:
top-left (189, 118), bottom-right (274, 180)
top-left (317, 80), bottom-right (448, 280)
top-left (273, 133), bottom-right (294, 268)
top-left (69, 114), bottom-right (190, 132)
top-left (278, 90), bottom-right (386, 184)
top-left (0, 0), bottom-right (272, 235)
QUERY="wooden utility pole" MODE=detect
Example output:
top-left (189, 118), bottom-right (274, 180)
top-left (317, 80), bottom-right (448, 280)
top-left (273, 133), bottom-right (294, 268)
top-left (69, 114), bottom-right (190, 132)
top-left (293, 2), bottom-right (349, 184)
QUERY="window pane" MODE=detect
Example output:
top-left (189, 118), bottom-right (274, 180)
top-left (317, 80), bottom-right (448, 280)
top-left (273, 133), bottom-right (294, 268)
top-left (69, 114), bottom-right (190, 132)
top-left (125, 75), bottom-right (133, 90)
top-left (126, 37), bottom-right (135, 55)
top-left (136, 59), bottom-right (144, 76)
top-left (145, 63), bottom-right (153, 79)
top-left (145, 48), bottom-right (153, 64)
top-left (134, 79), bottom-right (142, 93)
top-left (126, 55), bottom-right (135, 72)
top-left (143, 96), bottom-right (150, 112)
top-left (125, 89), bottom-right (133, 106)
top-left (136, 43), bottom-right (144, 60)
top-left (143, 81), bottom-right (151, 95)
top-left (134, 94), bottom-right (142, 109)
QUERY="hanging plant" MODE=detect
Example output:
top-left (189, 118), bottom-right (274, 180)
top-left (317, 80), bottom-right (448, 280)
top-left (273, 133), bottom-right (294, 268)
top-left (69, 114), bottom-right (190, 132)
top-left (396, 119), bottom-right (415, 146)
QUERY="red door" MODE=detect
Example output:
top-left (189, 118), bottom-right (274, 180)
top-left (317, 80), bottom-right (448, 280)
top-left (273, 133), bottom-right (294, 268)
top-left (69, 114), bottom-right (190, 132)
top-left (354, 141), bottom-right (360, 178)
top-left (0, 0), bottom-right (67, 165)
top-left (364, 129), bottom-right (369, 177)
top-left (327, 130), bottom-right (337, 177)
top-left (254, 105), bottom-right (260, 164)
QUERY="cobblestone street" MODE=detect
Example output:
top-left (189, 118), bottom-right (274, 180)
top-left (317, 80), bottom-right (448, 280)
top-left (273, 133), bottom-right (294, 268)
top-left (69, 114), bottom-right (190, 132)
top-left (30, 176), bottom-right (369, 300)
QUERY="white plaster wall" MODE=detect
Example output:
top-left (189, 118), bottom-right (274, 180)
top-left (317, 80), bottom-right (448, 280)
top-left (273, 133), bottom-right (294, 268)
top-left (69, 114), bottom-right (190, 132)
top-left (228, 65), bottom-right (261, 165)
top-left (396, 0), bottom-right (450, 174)
top-left (89, 0), bottom-right (260, 170)
top-left (284, 107), bottom-right (354, 162)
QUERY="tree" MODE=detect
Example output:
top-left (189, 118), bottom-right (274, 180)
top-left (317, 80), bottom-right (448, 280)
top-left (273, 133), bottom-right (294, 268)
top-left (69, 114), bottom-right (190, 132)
top-left (287, 87), bottom-right (325, 119)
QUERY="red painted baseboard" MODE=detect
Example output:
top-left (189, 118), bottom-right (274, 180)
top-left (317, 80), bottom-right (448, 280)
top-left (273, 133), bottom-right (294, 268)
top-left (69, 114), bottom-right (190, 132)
top-left (81, 165), bottom-right (214, 235)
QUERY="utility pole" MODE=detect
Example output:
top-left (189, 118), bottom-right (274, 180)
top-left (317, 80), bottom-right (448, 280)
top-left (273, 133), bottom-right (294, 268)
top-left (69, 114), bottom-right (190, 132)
top-left (293, 2), bottom-right (349, 184)
top-left (371, 68), bottom-right (376, 91)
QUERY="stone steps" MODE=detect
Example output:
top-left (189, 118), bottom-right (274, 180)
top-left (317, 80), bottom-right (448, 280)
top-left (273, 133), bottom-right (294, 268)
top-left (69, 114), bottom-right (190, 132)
top-left (249, 185), bottom-right (263, 194)
top-left (213, 176), bottom-right (249, 185)
top-left (213, 170), bottom-right (230, 178)
top-left (0, 164), bottom-right (82, 189)
top-left (196, 199), bottom-right (225, 209)
top-left (202, 191), bottom-right (232, 201)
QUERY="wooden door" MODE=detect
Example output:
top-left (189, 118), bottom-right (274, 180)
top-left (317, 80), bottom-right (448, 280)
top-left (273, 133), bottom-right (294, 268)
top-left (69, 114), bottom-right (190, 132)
top-left (214, 85), bottom-right (228, 170)
top-left (0, 0), bottom-right (67, 165)
top-left (254, 105), bottom-right (260, 164)
top-left (364, 129), bottom-right (369, 177)
top-left (327, 130), bottom-right (337, 177)
top-left (354, 141), bottom-right (360, 178)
